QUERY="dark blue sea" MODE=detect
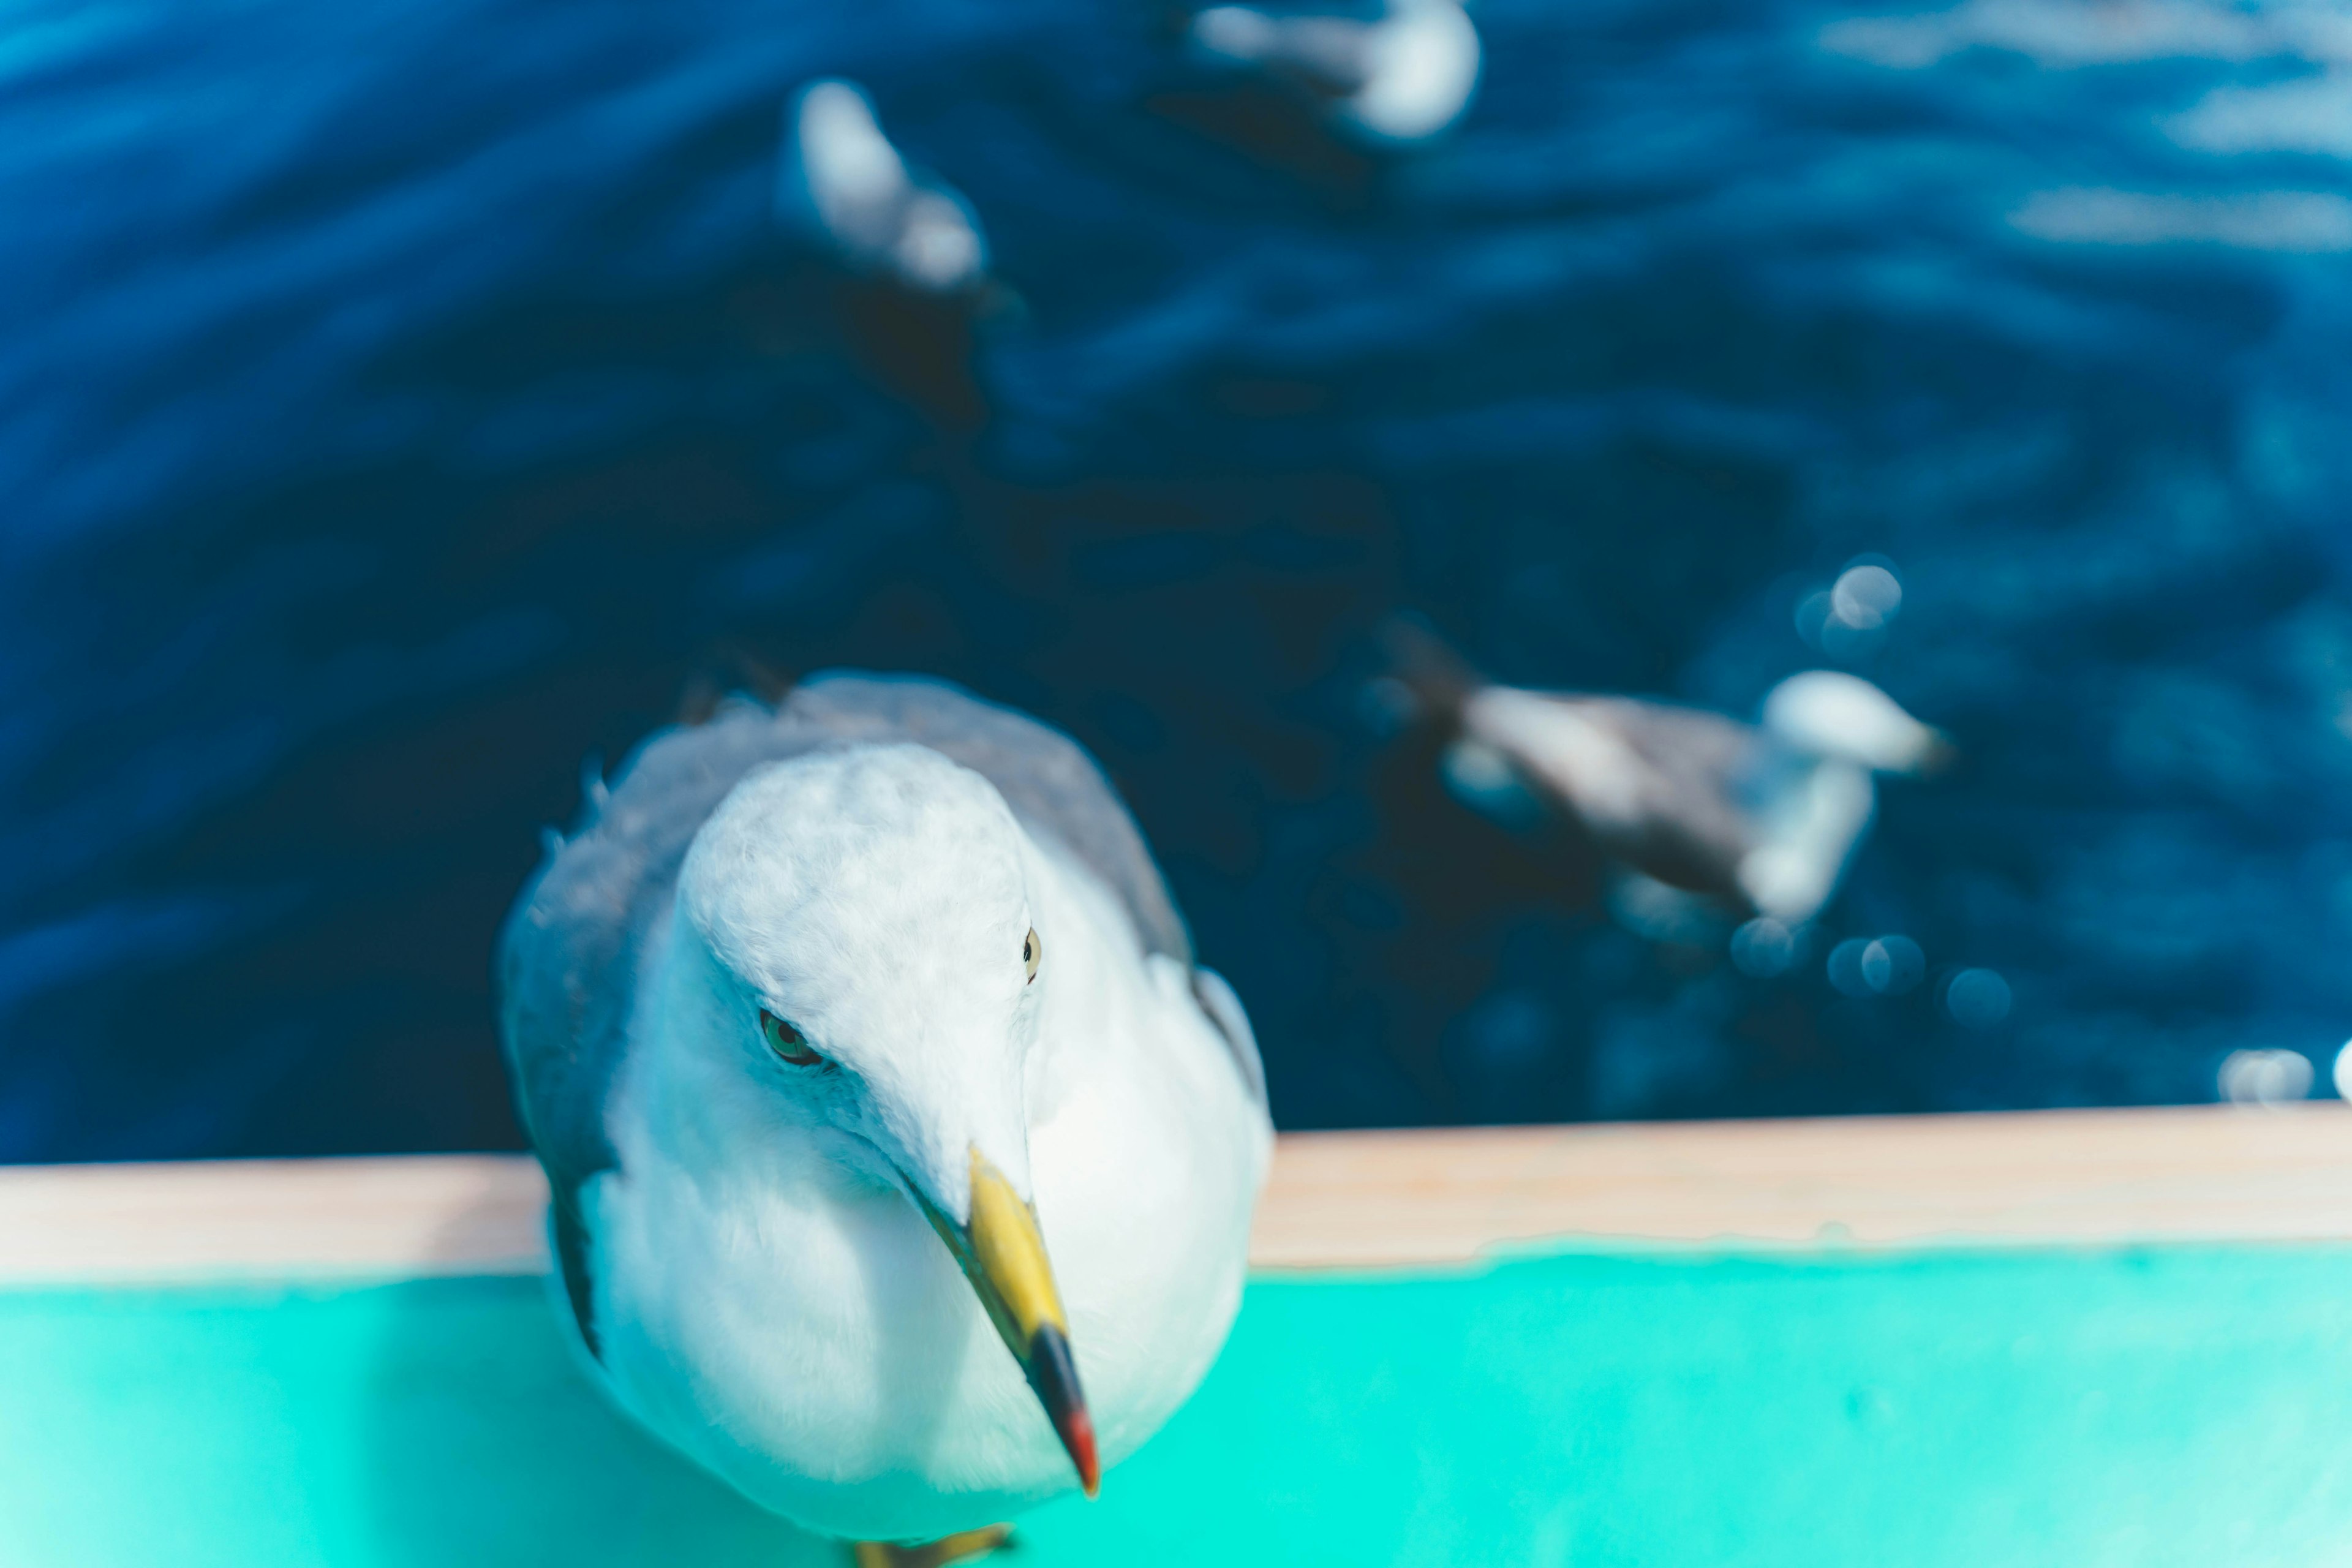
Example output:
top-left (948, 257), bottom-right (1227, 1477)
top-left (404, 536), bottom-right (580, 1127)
top-left (7, 0), bottom-right (2352, 1159)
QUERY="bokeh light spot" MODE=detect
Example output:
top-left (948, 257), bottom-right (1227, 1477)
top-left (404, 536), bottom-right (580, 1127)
top-left (1831, 564), bottom-right (1902, 631)
top-left (1945, 968), bottom-right (2012, 1028)
top-left (2218, 1048), bottom-right (2313, 1106)
top-left (1731, 916), bottom-right (1801, 977)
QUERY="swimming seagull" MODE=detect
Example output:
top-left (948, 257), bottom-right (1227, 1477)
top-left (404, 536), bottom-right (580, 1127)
top-left (780, 81), bottom-right (990, 296)
top-left (772, 80), bottom-right (1006, 433)
top-left (1185, 0), bottom-right (1482, 145)
top-left (1381, 620), bottom-right (1950, 927)
top-left (499, 673), bottom-right (1270, 1560)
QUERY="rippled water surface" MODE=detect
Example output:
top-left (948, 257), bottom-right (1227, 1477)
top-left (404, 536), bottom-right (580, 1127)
top-left (7, 0), bottom-right (2352, 1158)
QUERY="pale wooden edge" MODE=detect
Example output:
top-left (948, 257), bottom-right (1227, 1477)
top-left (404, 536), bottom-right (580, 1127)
top-left (1, 1105), bottom-right (2348, 1285)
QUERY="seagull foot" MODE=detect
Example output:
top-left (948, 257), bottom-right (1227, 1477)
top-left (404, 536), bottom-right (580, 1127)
top-left (850, 1525), bottom-right (1012, 1568)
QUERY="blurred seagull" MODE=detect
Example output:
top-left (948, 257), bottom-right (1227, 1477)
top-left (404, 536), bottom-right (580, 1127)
top-left (781, 80), bottom-right (989, 295)
top-left (1185, 0), bottom-right (1482, 145)
top-left (500, 674), bottom-right (1270, 1562)
top-left (1381, 620), bottom-right (1950, 927)
top-left (775, 81), bottom-right (1003, 431)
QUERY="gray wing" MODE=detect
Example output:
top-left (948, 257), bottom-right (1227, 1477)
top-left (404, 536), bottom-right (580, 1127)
top-left (497, 693), bottom-right (804, 1355)
top-left (496, 671), bottom-right (1224, 1354)
top-left (1555, 696), bottom-right (1763, 895)
top-left (1576, 698), bottom-right (1755, 793)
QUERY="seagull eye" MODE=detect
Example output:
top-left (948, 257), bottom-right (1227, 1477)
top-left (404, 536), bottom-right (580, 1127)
top-left (1023, 927), bottom-right (1041, 984)
top-left (760, 1009), bottom-right (822, 1066)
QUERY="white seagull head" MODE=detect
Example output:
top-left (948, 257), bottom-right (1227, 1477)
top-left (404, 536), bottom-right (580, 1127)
top-left (1762, 671), bottom-right (1951, 775)
top-left (1736, 673), bottom-right (1953, 924)
top-left (679, 744), bottom-right (1038, 1203)
top-left (666, 742), bottom-right (1099, 1493)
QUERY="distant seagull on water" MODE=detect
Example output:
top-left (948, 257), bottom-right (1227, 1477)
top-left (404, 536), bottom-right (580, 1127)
top-left (1185, 0), bottom-right (1482, 145)
top-left (500, 674), bottom-right (1270, 1562)
top-left (775, 81), bottom-right (1004, 432)
top-left (781, 81), bottom-right (989, 296)
top-left (1381, 620), bottom-right (1951, 927)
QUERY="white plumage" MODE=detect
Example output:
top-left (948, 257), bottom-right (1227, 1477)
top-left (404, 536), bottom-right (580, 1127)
top-left (500, 677), bottom-right (1269, 1547)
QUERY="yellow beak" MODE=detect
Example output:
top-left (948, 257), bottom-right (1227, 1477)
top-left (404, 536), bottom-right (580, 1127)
top-left (915, 1147), bottom-right (1099, 1496)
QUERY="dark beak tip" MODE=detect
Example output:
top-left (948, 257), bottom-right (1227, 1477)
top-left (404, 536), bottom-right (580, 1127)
top-left (1025, 1322), bottom-right (1100, 1497)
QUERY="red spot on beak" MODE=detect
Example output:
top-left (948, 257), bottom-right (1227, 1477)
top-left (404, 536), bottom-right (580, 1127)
top-left (1055, 1403), bottom-right (1101, 1498)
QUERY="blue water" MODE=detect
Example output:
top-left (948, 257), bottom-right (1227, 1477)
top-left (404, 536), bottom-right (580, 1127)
top-left (6, 0), bottom-right (2352, 1159)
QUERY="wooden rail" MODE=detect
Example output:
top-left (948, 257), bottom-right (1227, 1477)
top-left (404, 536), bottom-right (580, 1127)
top-left (2, 1105), bottom-right (2348, 1284)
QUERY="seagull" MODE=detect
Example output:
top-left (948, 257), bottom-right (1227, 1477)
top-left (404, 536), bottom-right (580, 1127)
top-left (1183, 0), bottom-right (1482, 145)
top-left (1379, 620), bottom-right (1950, 927)
top-left (774, 81), bottom-right (1003, 432)
top-left (499, 673), bottom-right (1271, 1561)
top-left (780, 81), bottom-right (990, 296)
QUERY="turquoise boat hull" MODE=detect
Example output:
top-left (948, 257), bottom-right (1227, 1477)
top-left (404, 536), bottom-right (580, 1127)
top-left (6, 1241), bottom-right (2349, 1565)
